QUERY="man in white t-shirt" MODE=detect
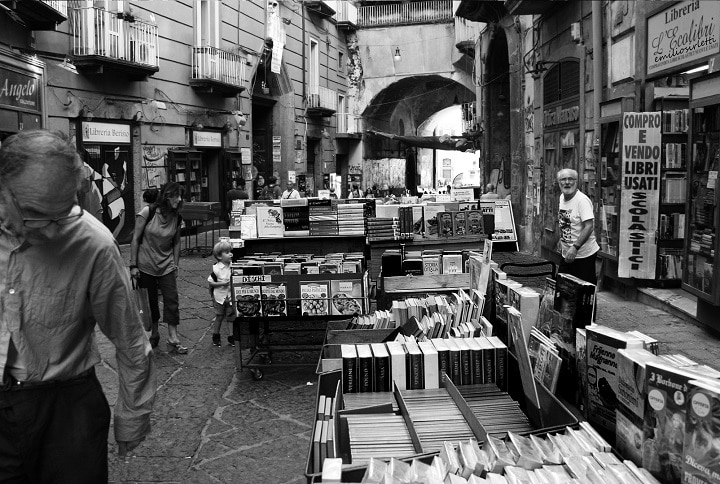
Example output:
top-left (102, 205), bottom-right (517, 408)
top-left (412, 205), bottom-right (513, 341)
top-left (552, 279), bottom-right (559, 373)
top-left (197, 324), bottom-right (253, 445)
top-left (281, 180), bottom-right (301, 200)
top-left (556, 168), bottom-right (600, 284)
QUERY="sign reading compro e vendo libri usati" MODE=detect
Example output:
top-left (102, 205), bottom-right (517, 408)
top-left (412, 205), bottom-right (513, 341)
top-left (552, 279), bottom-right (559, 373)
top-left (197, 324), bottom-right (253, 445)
top-left (618, 112), bottom-right (661, 279)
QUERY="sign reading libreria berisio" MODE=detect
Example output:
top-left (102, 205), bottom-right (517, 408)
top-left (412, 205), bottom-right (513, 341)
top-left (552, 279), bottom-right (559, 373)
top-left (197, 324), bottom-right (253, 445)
top-left (618, 112), bottom-right (661, 279)
top-left (647, 0), bottom-right (720, 77)
top-left (0, 68), bottom-right (39, 111)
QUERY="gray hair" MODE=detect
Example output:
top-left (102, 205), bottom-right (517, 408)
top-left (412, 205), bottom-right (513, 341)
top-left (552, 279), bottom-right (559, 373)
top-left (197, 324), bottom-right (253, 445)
top-left (556, 168), bottom-right (578, 181)
top-left (0, 130), bottom-right (82, 186)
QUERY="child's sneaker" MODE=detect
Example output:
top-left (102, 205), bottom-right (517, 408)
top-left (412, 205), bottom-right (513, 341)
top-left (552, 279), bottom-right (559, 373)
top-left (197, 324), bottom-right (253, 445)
top-left (227, 335), bottom-right (235, 347)
top-left (212, 334), bottom-right (221, 347)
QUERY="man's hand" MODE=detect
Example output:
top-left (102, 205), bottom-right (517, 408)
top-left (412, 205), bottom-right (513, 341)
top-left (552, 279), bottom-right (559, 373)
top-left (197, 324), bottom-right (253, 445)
top-left (118, 439), bottom-right (144, 458)
top-left (564, 246), bottom-right (578, 263)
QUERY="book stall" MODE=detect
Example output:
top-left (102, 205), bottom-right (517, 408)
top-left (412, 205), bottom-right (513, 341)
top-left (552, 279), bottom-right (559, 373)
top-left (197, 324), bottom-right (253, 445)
top-left (300, 240), bottom-right (720, 484)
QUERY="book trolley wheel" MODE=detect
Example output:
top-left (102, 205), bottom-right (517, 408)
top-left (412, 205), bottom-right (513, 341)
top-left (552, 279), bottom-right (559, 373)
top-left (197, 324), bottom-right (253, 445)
top-left (251, 368), bottom-right (264, 380)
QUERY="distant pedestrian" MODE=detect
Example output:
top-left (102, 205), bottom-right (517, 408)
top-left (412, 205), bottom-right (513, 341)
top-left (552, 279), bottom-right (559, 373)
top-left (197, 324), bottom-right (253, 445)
top-left (348, 184), bottom-right (363, 199)
top-left (226, 178), bottom-right (249, 219)
top-left (556, 168), bottom-right (600, 284)
top-left (281, 180), bottom-right (301, 199)
top-left (208, 241), bottom-right (235, 347)
top-left (329, 187), bottom-right (338, 199)
top-left (259, 176), bottom-right (281, 200)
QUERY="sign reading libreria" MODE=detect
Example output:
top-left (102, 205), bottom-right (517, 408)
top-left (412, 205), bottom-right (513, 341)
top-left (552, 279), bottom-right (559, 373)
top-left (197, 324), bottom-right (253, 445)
top-left (618, 113), bottom-right (661, 279)
top-left (647, 0), bottom-right (720, 76)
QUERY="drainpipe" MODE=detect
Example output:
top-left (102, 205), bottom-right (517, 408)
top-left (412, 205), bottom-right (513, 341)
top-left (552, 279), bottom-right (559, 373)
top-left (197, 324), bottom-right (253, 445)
top-left (592, 1), bottom-right (601, 147)
top-left (302, 8), bottom-right (307, 103)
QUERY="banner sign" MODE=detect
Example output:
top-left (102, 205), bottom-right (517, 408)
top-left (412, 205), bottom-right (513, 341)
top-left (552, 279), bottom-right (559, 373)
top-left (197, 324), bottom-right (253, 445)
top-left (192, 130), bottom-right (221, 147)
top-left (618, 112), bottom-right (661, 278)
top-left (0, 68), bottom-right (39, 111)
top-left (82, 122), bottom-right (131, 144)
top-left (647, 0), bottom-right (720, 77)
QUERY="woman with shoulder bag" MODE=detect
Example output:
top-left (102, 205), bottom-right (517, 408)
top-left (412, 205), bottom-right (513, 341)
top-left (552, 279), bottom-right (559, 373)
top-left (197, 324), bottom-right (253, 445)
top-left (129, 182), bottom-right (187, 353)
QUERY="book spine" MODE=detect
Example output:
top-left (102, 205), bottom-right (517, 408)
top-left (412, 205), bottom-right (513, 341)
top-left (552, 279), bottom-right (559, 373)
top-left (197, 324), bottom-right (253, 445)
top-left (358, 354), bottom-right (373, 393)
top-left (343, 355), bottom-right (357, 393)
top-left (470, 346), bottom-right (483, 384)
top-left (495, 344), bottom-right (507, 391)
top-left (449, 349), bottom-right (461, 385)
top-left (374, 356), bottom-right (390, 392)
top-left (407, 351), bottom-right (424, 390)
top-left (437, 348), bottom-right (450, 383)
top-left (459, 347), bottom-right (471, 386)
top-left (484, 343), bottom-right (495, 384)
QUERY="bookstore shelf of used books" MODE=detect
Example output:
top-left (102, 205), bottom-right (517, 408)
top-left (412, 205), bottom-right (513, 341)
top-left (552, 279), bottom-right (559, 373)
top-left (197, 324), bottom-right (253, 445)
top-left (300, 242), bottom-right (720, 484)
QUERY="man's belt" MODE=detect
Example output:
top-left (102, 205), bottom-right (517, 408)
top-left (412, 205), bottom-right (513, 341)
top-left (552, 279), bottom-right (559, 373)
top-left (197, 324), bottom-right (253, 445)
top-left (0, 367), bottom-right (96, 392)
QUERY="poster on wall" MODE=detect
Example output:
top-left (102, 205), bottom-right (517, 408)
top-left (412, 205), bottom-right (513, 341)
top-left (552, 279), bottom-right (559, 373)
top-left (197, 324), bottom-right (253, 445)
top-left (618, 112), bottom-right (661, 279)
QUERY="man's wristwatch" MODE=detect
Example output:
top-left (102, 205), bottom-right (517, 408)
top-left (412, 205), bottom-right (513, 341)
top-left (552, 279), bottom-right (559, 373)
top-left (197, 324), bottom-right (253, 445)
top-left (572, 243), bottom-right (581, 250)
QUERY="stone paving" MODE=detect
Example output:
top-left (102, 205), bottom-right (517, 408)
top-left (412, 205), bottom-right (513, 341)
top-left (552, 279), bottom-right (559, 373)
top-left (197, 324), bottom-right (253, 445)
top-left (93, 246), bottom-right (720, 483)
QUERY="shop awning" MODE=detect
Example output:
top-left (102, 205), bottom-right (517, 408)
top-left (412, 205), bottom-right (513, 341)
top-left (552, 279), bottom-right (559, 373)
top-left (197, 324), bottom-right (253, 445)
top-left (365, 129), bottom-right (477, 152)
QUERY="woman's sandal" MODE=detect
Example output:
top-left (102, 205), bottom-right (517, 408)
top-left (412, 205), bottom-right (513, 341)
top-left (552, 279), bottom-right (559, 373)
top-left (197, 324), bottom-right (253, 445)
top-left (167, 340), bottom-right (188, 354)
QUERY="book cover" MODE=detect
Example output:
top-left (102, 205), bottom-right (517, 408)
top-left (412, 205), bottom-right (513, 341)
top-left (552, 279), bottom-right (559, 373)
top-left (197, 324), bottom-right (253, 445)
top-left (442, 253), bottom-right (463, 274)
top-left (356, 344), bottom-right (373, 393)
top-left (487, 336), bottom-right (507, 391)
top-left (617, 348), bottom-right (662, 420)
top-left (683, 378), bottom-right (720, 484)
top-left (300, 281), bottom-right (330, 316)
top-left (586, 325), bottom-right (644, 439)
top-left (411, 205), bottom-right (424, 237)
top-left (233, 282), bottom-right (262, 317)
top-left (260, 283), bottom-right (287, 317)
top-left (438, 211), bottom-right (454, 237)
top-left (465, 337), bottom-right (484, 385)
top-left (240, 214), bottom-right (258, 239)
top-left (430, 338), bottom-right (451, 384)
top-left (454, 338), bottom-right (472, 386)
top-left (422, 254), bottom-right (441, 275)
top-left (255, 206), bottom-right (285, 238)
top-left (576, 327), bottom-right (588, 414)
top-left (370, 343), bottom-right (391, 392)
top-left (453, 211), bottom-right (468, 237)
top-left (466, 210), bottom-right (484, 236)
top-left (533, 344), bottom-right (561, 393)
top-left (423, 204), bottom-right (444, 238)
top-left (615, 408), bottom-right (645, 467)
top-left (506, 307), bottom-right (540, 410)
top-left (330, 279), bottom-right (364, 316)
top-left (643, 362), bottom-right (718, 483)
top-left (444, 338), bottom-right (463, 385)
top-left (341, 344), bottom-right (358, 394)
top-left (477, 336), bottom-right (495, 385)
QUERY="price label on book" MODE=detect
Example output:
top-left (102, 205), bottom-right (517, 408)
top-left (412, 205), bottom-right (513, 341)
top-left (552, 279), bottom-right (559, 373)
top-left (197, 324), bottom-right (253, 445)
top-left (240, 275), bottom-right (271, 283)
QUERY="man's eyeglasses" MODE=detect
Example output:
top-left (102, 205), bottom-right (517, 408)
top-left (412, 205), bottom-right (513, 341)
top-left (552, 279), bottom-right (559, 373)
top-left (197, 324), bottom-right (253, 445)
top-left (558, 178), bottom-right (577, 184)
top-left (7, 188), bottom-right (83, 228)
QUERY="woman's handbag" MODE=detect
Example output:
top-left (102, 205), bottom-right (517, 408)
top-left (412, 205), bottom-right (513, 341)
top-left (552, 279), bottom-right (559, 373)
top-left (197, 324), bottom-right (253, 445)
top-left (131, 276), bottom-right (153, 332)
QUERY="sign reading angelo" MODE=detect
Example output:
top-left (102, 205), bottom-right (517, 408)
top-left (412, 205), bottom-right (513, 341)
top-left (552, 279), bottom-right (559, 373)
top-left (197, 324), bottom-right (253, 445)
top-left (0, 68), bottom-right (39, 110)
top-left (647, 0), bottom-right (720, 76)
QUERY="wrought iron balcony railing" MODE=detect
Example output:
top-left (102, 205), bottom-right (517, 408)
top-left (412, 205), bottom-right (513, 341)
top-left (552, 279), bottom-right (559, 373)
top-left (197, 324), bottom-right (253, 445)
top-left (307, 86), bottom-right (338, 114)
top-left (70, 6), bottom-right (159, 67)
top-left (42, 0), bottom-right (67, 16)
top-left (191, 46), bottom-right (247, 88)
top-left (357, 1), bottom-right (453, 28)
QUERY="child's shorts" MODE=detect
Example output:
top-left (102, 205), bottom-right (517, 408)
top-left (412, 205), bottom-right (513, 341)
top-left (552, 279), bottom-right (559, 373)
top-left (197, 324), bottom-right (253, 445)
top-left (213, 299), bottom-right (235, 320)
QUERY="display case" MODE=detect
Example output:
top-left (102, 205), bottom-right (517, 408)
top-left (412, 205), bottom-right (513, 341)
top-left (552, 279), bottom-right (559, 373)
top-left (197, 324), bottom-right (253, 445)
top-left (654, 96), bottom-right (689, 283)
top-left (597, 98), bottom-right (634, 260)
top-left (684, 73), bottom-right (720, 304)
top-left (167, 149), bottom-right (207, 202)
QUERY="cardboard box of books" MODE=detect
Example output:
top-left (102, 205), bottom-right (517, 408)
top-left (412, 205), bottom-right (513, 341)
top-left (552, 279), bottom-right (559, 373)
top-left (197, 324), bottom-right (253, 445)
top-left (330, 279), bottom-right (364, 316)
top-left (684, 378), bottom-right (720, 484)
top-left (585, 325), bottom-right (644, 438)
top-left (300, 281), bottom-right (330, 316)
top-left (260, 283), bottom-right (287, 317)
top-left (233, 281), bottom-right (262, 317)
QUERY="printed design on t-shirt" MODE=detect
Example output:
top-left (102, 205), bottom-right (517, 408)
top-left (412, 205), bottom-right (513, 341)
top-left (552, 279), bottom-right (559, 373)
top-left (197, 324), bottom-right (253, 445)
top-left (558, 208), bottom-right (573, 243)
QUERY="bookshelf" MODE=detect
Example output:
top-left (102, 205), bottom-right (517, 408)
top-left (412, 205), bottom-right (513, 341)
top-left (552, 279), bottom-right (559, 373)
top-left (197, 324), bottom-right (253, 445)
top-left (654, 96), bottom-right (689, 284)
top-left (684, 72), bottom-right (720, 304)
top-left (597, 98), bottom-right (634, 261)
top-left (167, 149), bottom-right (207, 202)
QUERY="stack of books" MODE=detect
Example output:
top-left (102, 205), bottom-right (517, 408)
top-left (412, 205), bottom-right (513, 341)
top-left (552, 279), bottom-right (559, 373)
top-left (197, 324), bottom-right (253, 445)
top-left (280, 198), bottom-right (310, 236)
top-left (309, 199), bottom-right (338, 236)
top-left (366, 217), bottom-right (403, 241)
top-left (337, 203), bottom-right (366, 235)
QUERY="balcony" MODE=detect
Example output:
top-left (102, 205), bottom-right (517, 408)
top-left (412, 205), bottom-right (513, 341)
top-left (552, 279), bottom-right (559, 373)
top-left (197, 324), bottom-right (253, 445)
top-left (454, 17), bottom-right (483, 57)
top-left (304, 0), bottom-right (336, 18)
top-left (306, 86), bottom-right (337, 117)
top-left (358, 1), bottom-right (453, 28)
top-left (70, 6), bottom-right (159, 80)
top-left (336, 112), bottom-right (362, 139)
top-left (190, 46), bottom-right (247, 97)
top-left (0, 0), bottom-right (67, 30)
top-left (505, 0), bottom-right (566, 16)
top-left (326, 1), bottom-right (357, 30)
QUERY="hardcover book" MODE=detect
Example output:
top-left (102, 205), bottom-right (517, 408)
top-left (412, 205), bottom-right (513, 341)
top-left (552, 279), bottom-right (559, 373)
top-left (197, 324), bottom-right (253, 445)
top-left (418, 341), bottom-right (439, 389)
top-left (255, 205), bottom-right (285, 238)
top-left (683, 378), bottom-right (720, 484)
top-left (386, 341), bottom-right (407, 391)
top-left (423, 204), bottom-right (444, 238)
top-left (370, 343), bottom-right (391, 392)
top-left (453, 211), bottom-right (468, 237)
top-left (438, 211), bottom-right (454, 237)
top-left (341, 344), bottom-right (358, 394)
top-left (356, 344), bottom-right (373, 393)
top-left (404, 341), bottom-right (424, 390)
